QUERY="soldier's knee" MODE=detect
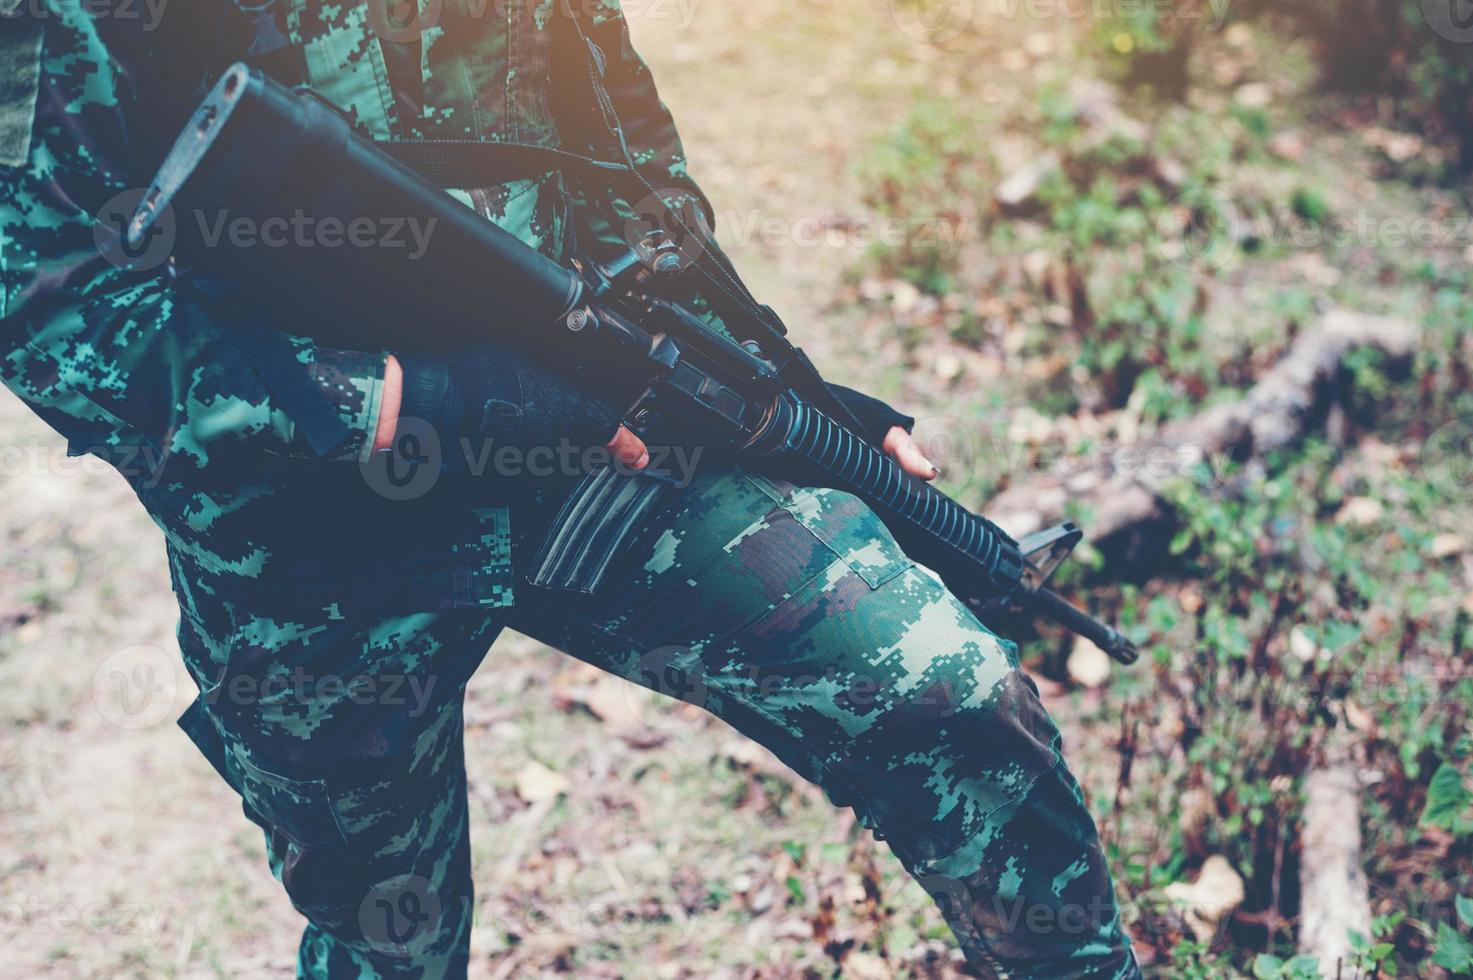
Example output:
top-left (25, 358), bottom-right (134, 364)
top-left (824, 578), bottom-right (1066, 852)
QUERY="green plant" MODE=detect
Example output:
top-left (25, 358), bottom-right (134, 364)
top-left (857, 100), bottom-right (997, 293)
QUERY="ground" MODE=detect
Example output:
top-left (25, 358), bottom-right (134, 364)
top-left (2, 1), bottom-right (1471, 977)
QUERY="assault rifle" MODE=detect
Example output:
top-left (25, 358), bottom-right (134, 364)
top-left (127, 65), bottom-right (1139, 664)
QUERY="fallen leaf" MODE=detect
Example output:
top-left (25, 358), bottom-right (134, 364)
top-left (1428, 533), bottom-right (1467, 559)
top-left (1344, 700), bottom-right (1374, 732)
top-left (720, 738), bottom-right (767, 768)
top-left (515, 761), bottom-right (570, 803)
top-left (844, 952), bottom-right (891, 979)
top-left (934, 351), bottom-right (963, 382)
top-left (1163, 855), bottom-right (1245, 942)
top-left (1267, 131), bottom-right (1306, 163)
top-left (1289, 625), bottom-right (1321, 663)
top-left (995, 154), bottom-right (1059, 212)
top-left (1335, 496), bottom-right (1384, 527)
top-left (891, 281), bottom-right (922, 316)
top-left (1360, 126), bottom-right (1423, 163)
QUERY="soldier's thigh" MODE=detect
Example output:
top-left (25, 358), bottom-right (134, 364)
top-left (512, 466), bottom-right (1061, 839)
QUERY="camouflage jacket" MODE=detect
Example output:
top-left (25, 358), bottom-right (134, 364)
top-left (0, 1), bottom-right (705, 615)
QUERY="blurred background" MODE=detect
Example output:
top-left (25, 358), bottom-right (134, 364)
top-left (3, 0), bottom-right (1472, 975)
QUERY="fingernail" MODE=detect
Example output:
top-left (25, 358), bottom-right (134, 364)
top-left (635, 450), bottom-right (650, 470)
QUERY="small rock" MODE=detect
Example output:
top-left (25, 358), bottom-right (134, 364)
top-left (1335, 496), bottom-right (1384, 527)
top-left (1067, 636), bottom-right (1112, 689)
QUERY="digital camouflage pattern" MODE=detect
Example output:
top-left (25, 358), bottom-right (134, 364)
top-left (0, 2), bottom-right (1139, 976)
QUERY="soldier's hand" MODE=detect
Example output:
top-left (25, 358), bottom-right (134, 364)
top-left (883, 425), bottom-right (938, 480)
top-left (606, 426), bottom-right (649, 470)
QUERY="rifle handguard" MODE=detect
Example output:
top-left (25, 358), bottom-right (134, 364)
top-left (749, 391), bottom-right (1025, 600)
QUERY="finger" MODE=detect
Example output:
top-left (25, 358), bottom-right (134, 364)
top-left (882, 426), bottom-right (938, 480)
top-left (606, 425), bottom-right (650, 470)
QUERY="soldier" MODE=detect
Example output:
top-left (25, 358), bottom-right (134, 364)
top-left (0, 2), bottom-right (1140, 976)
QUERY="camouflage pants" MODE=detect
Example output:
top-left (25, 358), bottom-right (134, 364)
top-left (173, 465), bottom-right (1140, 978)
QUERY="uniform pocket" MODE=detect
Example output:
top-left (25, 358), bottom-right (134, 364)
top-left (177, 694), bottom-right (349, 849)
top-left (227, 752), bottom-right (347, 848)
top-left (741, 474), bottom-right (914, 590)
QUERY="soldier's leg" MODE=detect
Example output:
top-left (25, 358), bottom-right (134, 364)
top-left (510, 466), bottom-right (1140, 978)
top-left (173, 591), bottom-right (504, 979)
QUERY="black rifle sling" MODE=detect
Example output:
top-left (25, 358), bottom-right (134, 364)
top-left (373, 138), bottom-right (714, 225)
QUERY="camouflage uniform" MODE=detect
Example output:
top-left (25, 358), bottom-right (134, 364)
top-left (0, 2), bottom-right (1139, 976)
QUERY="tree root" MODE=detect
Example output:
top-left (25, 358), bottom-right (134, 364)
top-left (987, 309), bottom-right (1420, 541)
